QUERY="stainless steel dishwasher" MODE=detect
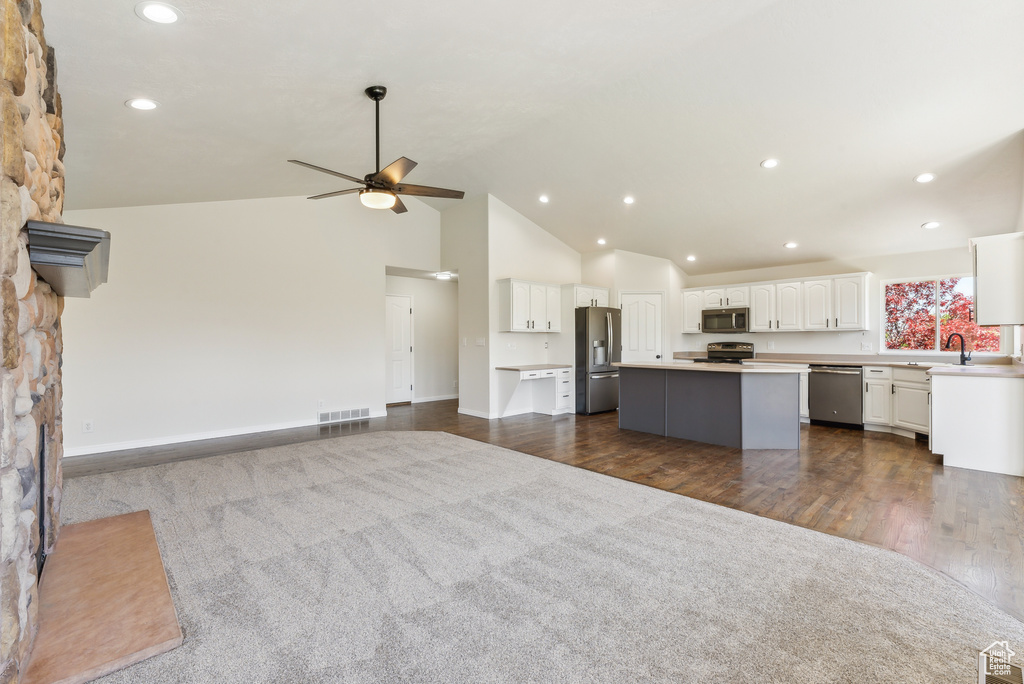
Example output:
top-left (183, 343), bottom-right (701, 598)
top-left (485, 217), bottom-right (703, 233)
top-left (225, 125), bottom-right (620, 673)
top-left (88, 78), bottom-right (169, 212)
top-left (808, 365), bottom-right (863, 427)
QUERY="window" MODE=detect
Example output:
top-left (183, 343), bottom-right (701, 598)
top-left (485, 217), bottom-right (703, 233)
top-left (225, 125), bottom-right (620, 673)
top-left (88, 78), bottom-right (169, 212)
top-left (884, 277), bottom-right (1000, 353)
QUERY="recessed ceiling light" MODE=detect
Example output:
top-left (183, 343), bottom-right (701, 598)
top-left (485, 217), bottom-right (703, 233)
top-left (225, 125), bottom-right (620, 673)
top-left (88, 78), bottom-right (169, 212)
top-left (597, 238), bottom-right (606, 245)
top-left (135, 1), bottom-right (181, 23)
top-left (784, 242), bottom-right (798, 249)
top-left (623, 196), bottom-right (634, 205)
top-left (922, 221), bottom-right (941, 230)
top-left (760, 158), bottom-right (779, 169)
top-left (125, 98), bottom-right (159, 110)
top-left (914, 172), bottom-right (936, 183)
top-left (686, 255), bottom-right (696, 262)
top-left (539, 195), bottom-right (549, 203)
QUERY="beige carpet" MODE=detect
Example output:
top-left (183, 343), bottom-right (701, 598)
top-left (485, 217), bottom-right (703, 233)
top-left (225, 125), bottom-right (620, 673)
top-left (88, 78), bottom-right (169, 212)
top-left (62, 431), bottom-right (1023, 683)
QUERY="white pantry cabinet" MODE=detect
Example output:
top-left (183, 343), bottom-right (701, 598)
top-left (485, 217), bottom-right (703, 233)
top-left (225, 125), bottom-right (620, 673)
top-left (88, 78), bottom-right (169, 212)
top-left (498, 279), bottom-right (562, 332)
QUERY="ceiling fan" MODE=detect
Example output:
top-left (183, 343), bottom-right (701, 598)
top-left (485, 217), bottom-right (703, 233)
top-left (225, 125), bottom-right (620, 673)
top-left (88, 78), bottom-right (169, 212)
top-left (288, 86), bottom-right (465, 214)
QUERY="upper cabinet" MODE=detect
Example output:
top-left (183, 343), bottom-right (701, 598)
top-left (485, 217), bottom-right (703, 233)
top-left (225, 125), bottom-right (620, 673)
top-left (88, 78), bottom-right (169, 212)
top-left (683, 273), bottom-right (870, 334)
top-left (833, 274), bottom-right (867, 330)
top-left (749, 284), bottom-right (775, 332)
top-left (682, 290), bottom-right (703, 333)
top-left (572, 284), bottom-right (610, 308)
top-left (802, 279), bottom-right (832, 330)
top-left (703, 286), bottom-right (749, 308)
top-left (971, 233), bottom-right (1024, 325)
top-left (498, 279), bottom-right (561, 332)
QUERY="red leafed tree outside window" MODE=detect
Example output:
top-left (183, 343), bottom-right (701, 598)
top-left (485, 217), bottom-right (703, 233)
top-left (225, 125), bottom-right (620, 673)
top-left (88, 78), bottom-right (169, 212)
top-left (885, 277), bottom-right (1000, 352)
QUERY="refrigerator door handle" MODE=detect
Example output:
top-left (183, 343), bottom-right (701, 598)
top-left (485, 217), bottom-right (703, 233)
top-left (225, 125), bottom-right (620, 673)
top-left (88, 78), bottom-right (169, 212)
top-left (590, 373), bottom-right (619, 379)
top-left (606, 312), bottom-right (614, 361)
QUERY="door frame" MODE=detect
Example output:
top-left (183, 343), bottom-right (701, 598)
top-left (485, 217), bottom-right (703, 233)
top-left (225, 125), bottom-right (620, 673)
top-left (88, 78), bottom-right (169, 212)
top-left (618, 290), bottom-right (666, 362)
top-left (385, 294), bottom-right (415, 405)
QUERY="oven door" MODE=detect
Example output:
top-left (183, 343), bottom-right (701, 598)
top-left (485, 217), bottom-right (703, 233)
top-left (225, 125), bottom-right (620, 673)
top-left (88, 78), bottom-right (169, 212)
top-left (701, 308), bottom-right (748, 333)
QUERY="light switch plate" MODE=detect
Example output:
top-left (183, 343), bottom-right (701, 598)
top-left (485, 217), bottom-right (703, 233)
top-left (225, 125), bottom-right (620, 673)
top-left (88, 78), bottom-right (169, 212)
top-left (861, 342), bottom-right (872, 351)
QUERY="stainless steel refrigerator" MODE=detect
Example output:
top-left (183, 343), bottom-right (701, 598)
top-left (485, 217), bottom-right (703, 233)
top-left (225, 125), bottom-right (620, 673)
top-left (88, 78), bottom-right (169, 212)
top-left (575, 307), bottom-right (621, 414)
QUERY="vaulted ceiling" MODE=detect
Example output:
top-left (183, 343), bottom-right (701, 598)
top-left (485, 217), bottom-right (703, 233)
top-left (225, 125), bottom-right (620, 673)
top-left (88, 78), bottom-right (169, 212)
top-left (42, 0), bottom-right (1024, 274)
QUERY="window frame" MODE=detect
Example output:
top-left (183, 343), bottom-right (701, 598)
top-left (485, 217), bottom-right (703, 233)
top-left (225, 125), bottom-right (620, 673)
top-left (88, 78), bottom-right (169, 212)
top-left (879, 273), bottom-right (1007, 356)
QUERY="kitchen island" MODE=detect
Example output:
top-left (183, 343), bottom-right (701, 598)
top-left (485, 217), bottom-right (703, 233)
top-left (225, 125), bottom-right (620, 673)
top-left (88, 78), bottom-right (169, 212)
top-left (614, 361), bottom-right (802, 449)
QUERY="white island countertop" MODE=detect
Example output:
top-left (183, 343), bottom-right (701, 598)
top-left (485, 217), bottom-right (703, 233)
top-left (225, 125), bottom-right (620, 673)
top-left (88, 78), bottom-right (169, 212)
top-left (613, 360), bottom-right (802, 374)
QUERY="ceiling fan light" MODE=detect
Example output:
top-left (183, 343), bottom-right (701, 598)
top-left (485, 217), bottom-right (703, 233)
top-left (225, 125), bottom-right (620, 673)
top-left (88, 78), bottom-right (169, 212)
top-left (360, 189), bottom-right (397, 210)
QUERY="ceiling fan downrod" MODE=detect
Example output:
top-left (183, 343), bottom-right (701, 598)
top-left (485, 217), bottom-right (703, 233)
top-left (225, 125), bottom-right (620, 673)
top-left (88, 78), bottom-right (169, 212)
top-left (365, 86), bottom-right (387, 176)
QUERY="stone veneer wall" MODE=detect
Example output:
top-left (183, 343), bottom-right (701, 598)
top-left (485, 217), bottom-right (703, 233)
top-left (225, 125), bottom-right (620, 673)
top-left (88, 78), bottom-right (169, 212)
top-left (0, 0), bottom-right (66, 682)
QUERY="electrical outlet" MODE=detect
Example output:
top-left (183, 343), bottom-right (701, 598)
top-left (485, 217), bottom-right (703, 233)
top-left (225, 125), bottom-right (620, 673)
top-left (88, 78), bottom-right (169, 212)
top-left (475, 337), bottom-right (486, 346)
top-left (82, 420), bottom-right (94, 434)
top-left (317, 399), bottom-right (326, 410)
top-left (766, 341), bottom-right (775, 351)
top-left (544, 341), bottom-right (549, 349)
top-left (507, 342), bottom-right (517, 350)
top-left (453, 380), bottom-right (458, 389)
top-left (861, 342), bottom-right (873, 351)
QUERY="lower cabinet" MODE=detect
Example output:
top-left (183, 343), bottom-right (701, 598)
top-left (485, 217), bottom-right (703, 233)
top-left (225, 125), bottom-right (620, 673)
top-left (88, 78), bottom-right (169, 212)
top-left (863, 366), bottom-right (929, 436)
top-left (555, 368), bottom-right (573, 411)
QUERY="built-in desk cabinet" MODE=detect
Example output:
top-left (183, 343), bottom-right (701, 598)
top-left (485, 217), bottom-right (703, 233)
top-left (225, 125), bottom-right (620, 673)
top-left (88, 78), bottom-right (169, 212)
top-left (498, 366), bottom-right (573, 416)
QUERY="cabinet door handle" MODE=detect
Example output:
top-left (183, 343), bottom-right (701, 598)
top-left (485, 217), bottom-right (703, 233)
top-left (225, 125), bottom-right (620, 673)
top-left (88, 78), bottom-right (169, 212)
top-left (726, 297), bottom-right (730, 305)
top-left (835, 317), bottom-right (838, 328)
top-left (865, 382), bottom-right (868, 393)
top-left (769, 320), bottom-right (772, 329)
top-left (827, 318), bottom-right (830, 328)
top-left (547, 321), bottom-right (551, 330)
top-left (698, 322), bottom-right (701, 331)
top-left (891, 384), bottom-right (895, 394)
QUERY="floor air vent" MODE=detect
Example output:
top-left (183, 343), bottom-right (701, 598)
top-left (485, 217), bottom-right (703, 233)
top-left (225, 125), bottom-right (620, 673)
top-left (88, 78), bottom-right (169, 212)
top-left (317, 408), bottom-right (369, 425)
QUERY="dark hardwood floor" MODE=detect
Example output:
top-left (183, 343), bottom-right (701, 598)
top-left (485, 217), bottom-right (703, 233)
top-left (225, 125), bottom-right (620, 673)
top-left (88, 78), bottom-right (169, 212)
top-left (65, 399), bottom-right (1024, 623)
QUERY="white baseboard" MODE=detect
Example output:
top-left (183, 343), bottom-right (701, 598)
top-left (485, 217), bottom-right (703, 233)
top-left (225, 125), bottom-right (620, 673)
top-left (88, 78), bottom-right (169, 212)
top-left (64, 409), bottom-right (389, 458)
top-left (412, 394), bottom-right (458, 403)
top-left (457, 407), bottom-right (494, 419)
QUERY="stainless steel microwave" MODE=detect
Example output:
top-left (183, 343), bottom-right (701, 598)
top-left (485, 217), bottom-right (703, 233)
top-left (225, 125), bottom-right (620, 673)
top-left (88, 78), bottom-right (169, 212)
top-left (701, 307), bottom-right (749, 333)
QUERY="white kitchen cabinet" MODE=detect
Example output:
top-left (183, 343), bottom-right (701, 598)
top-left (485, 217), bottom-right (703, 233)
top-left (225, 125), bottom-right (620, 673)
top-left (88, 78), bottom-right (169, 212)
top-left (833, 275), bottom-right (867, 330)
top-left (725, 286), bottom-right (749, 308)
top-left (799, 369), bottom-right (809, 420)
top-left (971, 232), bottom-right (1024, 325)
top-left (555, 367), bottom-right (573, 411)
top-left (498, 279), bottom-right (562, 332)
top-left (572, 285), bottom-right (610, 308)
top-left (703, 289), bottom-right (725, 308)
top-left (775, 282), bottom-right (803, 331)
top-left (862, 366), bottom-right (892, 425)
top-left (545, 285), bottom-right (561, 332)
top-left (749, 284), bottom-right (775, 332)
top-left (803, 279), bottom-right (832, 330)
top-left (682, 289), bottom-right (703, 333)
top-left (891, 367), bottom-right (930, 433)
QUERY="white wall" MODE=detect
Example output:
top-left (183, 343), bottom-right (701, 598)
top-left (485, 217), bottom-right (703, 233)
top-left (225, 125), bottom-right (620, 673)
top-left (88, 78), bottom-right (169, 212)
top-left (583, 249), bottom-right (687, 357)
top-left (440, 195), bottom-right (490, 417)
top-left (61, 195), bottom-right (440, 455)
top-left (681, 247), bottom-right (978, 354)
top-left (385, 275), bottom-right (458, 402)
top-left (488, 196), bottom-right (582, 416)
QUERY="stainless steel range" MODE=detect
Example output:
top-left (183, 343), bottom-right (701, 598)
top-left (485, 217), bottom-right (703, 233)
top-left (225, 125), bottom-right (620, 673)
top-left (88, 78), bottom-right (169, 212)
top-left (692, 342), bottom-right (754, 364)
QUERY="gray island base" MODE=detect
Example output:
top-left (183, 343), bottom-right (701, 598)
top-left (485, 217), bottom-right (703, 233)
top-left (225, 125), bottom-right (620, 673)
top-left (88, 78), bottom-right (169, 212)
top-left (616, 362), bottom-right (801, 449)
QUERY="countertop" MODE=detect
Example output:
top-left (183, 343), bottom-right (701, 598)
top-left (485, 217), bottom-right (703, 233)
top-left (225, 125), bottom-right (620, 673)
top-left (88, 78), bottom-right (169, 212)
top-left (674, 352), bottom-right (1015, 370)
top-left (926, 364), bottom-right (1024, 378)
top-left (614, 360), bottom-right (802, 374)
top-left (495, 364), bottom-right (571, 372)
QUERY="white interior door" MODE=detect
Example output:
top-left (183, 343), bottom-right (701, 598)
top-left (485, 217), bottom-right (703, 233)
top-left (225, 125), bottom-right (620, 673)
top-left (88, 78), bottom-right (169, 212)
top-left (385, 295), bottom-right (413, 403)
top-left (620, 292), bottom-right (663, 363)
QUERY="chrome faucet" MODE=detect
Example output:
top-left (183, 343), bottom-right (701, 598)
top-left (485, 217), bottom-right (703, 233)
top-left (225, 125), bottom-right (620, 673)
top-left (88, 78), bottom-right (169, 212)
top-left (945, 333), bottom-right (968, 365)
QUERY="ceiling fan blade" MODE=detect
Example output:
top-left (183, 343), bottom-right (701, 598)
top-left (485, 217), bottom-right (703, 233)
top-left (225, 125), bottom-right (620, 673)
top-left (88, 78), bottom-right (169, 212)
top-left (307, 188), bottom-right (362, 200)
top-left (390, 196), bottom-right (408, 214)
top-left (372, 157), bottom-right (418, 186)
top-left (392, 183), bottom-right (465, 200)
top-left (288, 160), bottom-right (365, 185)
